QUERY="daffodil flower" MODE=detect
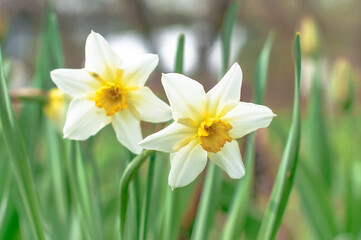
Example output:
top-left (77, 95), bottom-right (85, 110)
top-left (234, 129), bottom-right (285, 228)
top-left (51, 31), bottom-right (171, 154)
top-left (140, 63), bottom-right (275, 189)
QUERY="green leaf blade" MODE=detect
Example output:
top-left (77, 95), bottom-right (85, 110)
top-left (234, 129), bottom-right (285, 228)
top-left (0, 47), bottom-right (46, 240)
top-left (257, 33), bottom-right (302, 240)
top-left (222, 32), bottom-right (274, 240)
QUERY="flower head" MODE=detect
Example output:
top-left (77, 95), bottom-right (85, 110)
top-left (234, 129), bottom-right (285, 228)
top-left (140, 63), bottom-right (275, 189)
top-left (51, 31), bottom-right (171, 154)
top-left (43, 88), bottom-right (69, 132)
top-left (300, 16), bottom-right (320, 57)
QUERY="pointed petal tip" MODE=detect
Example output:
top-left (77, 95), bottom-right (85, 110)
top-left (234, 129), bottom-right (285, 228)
top-left (225, 165), bottom-right (245, 179)
top-left (230, 62), bottom-right (242, 73)
top-left (130, 146), bottom-right (143, 155)
top-left (138, 139), bottom-right (147, 147)
top-left (90, 30), bottom-right (97, 36)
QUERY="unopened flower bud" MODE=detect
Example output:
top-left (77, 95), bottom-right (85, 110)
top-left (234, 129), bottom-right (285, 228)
top-left (329, 58), bottom-right (355, 111)
top-left (44, 88), bottom-right (68, 132)
top-left (300, 17), bottom-right (320, 58)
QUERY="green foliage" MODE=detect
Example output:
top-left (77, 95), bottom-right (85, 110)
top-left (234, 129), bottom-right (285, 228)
top-left (222, 32), bottom-right (275, 240)
top-left (257, 33), bottom-right (301, 240)
top-left (119, 150), bottom-right (155, 238)
top-left (0, 46), bottom-right (46, 240)
top-left (1, 3), bottom-right (360, 240)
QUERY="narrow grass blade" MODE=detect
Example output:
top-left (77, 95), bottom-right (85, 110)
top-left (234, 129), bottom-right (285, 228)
top-left (254, 32), bottom-right (275, 105)
top-left (307, 63), bottom-right (332, 186)
top-left (221, 1), bottom-right (238, 75)
top-left (18, 9), bottom-right (62, 162)
top-left (0, 159), bottom-right (11, 231)
top-left (48, 12), bottom-right (64, 68)
top-left (191, 164), bottom-right (222, 240)
top-left (65, 141), bottom-right (104, 240)
top-left (119, 150), bottom-right (155, 238)
top-left (296, 162), bottom-right (338, 239)
top-left (0, 48), bottom-right (46, 240)
top-left (222, 32), bottom-right (275, 240)
top-left (45, 120), bottom-right (69, 227)
top-left (175, 34), bottom-right (185, 74)
top-left (257, 33), bottom-right (302, 240)
top-left (163, 34), bottom-right (186, 240)
top-left (140, 154), bottom-right (156, 240)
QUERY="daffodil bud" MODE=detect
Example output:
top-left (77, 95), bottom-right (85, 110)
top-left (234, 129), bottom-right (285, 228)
top-left (300, 17), bottom-right (320, 58)
top-left (44, 88), bottom-right (68, 132)
top-left (329, 58), bottom-right (355, 111)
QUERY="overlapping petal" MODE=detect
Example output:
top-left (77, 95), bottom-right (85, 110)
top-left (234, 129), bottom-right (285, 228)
top-left (122, 54), bottom-right (159, 87)
top-left (112, 109), bottom-right (143, 154)
top-left (63, 99), bottom-right (111, 140)
top-left (169, 139), bottom-right (207, 189)
top-left (208, 140), bottom-right (245, 179)
top-left (127, 87), bottom-right (171, 123)
top-left (222, 102), bottom-right (275, 139)
top-left (140, 122), bottom-right (197, 152)
top-left (85, 31), bottom-right (121, 81)
top-left (51, 68), bottom-right (101, 98)
top-left (204, 63), bottom-right (242, 117)
top-left (161, 73), bottom-right (205, 123)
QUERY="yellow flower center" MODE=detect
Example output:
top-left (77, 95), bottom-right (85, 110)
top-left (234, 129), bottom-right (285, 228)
top-left (198, 118), bottom-right (232, 153)
top-left (94, 84), bottom-right (128, 116)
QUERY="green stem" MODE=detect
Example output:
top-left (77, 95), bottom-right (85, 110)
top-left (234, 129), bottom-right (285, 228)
top-left (256, 33), bottom-right (301, 240)
top-left (190, 163), bottom-right (221, 240)
top-left (221, 32), bottom-right (274, 240)
top-left (119, 150), bottom-right (155, 239)
top-left (140, 154), bottom-right (156, 240)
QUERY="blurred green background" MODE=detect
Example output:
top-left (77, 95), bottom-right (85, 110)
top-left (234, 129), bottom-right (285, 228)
top-left (0, 0), bottom-right (360, 239)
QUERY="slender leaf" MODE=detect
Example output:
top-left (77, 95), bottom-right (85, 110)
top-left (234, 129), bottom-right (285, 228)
top-left (221, 1), bottom-right (238, 75)
top-left (64, 141), bottom-right (103, 240)
top-left (296, 162), bottom-right (338, 239)
top-left (254, 32), bottom-right (275, 105)
top-left (140, 154), bottom-right (156, 240)
top-left (45, 120), bottom-right (69, 230)
top-left (257, 33), bottom-right (302, 240)
top-left (191, 164), bottom-right (222, 240)
top-left (222, 33), bottom-right (275, 240)
top-left (119, 150), bottom-right (155, 238)
top-left (175, 34), bottom-right (185, 74)
top-left (0, 47), bottom-right (46, 240)
top-left (163, 33), bottom-right (187, 240)
top-left (307, 62), bottom-right (332, 186)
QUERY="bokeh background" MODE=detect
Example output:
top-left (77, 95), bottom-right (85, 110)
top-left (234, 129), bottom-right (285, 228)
top-left (0, 0), bottom-right (360, 239)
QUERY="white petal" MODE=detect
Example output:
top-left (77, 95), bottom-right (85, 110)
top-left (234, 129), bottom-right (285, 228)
top-left (222, 102), bottom-right (275, 139)
top-left (204, 63), bottom-right (243, 117)
top-left (51, 68), bottom-right (101, 98)
top-left (112, 108), bottom-right (143, 154)
top-left (140, 122), bottom-right (197, 152)
top-left (122, 54), bottom-right (159, 87)
top-left (161, 73), bottom-right (205, 123)
top-left (63, 99), bottom-right (111, 140)
top-left (85, 31), bottom-right (121, 80)
top-left (127, 87), bottom-right (171, 123)
top-left (168, 139), bottom-right (207, 189)
top-left (208, 140), bottom-right (245, 179)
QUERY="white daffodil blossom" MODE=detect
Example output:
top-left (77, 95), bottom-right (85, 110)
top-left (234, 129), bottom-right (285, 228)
top-left (51, 31), bottom-right (171, 154)
top-left (140, 63), bottom-right (275, 189)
